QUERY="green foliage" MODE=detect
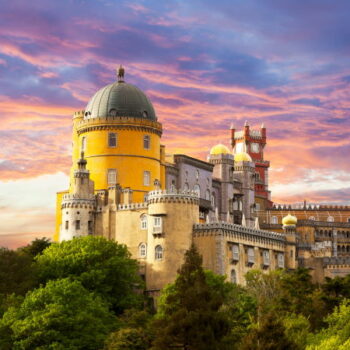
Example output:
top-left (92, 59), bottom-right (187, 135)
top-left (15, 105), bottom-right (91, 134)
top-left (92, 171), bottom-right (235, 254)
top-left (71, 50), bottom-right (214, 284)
top-left (240, 312), bottom-right (299, 350)
top-left (105, 310), bottom-right (154, 350)
top-left (0, 247), bottom-right (37, 296)
top-left (1, 278), bottom-right (116, 350)
top-left (36, 236), bottom-right (143, 314)
top-left (306, 300), bottom-right (350, 350)
top-left (151, 244), bottom-right (230, 350)
top-left (283, 313), bottom-right (310, 350)
top-left (18, 237), bottom-right (51, 258)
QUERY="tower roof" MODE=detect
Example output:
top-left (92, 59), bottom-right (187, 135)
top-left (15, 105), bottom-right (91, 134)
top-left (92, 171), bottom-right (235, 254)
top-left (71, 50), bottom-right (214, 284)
top-left (84, 66), bottom-right (156, 120)
top-left (210, 144), bottom-right (230, 155)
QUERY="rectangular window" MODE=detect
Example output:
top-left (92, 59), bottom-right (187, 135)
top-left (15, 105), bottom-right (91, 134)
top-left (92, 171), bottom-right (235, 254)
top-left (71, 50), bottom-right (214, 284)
top-left (88, 221), bottom-right (93, 234)
top-left (263, 250), bottom-right (270, 266)
top-left (65, 221), bottom-right (69, 230)
top-left (153, 217), bottom-right (162, 234)
top-left (108, 133), bottom-right (117, 147)
top-left (278, 253), bottom-right (285, 268)
top-left (232, 245), bottom-right (239, 261)
top-left (247, 247), bottom-right (255, 264)
top-left (107, 169), bottom-right (117, 185)
top-left (143, 171), bottom-right (150, 186)
top-left (75, 220), bottom-right (80, 230)
top-left (143, 135), bottom-right (150, 149)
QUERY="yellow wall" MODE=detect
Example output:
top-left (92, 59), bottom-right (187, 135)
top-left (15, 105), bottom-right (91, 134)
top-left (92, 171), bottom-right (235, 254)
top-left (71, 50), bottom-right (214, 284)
top-left (54, 190), bottom-right (68, 242)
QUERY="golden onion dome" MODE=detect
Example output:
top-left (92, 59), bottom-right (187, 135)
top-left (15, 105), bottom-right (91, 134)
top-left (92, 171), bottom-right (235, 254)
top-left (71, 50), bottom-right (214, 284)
top-left (210, 144), bottom-right (230, 155)
top-left (282, 214), bottom-right (298, 226)
top-left (234, 152), bottom-right (252, 162)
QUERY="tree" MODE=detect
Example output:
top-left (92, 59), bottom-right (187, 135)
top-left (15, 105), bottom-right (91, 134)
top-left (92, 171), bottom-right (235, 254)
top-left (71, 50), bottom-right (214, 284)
top-left (19, 237), bottom-right (51, 258)
top-left (0, 247), bottom-right (37, 296)
top-left (1, 278), bottom-right (116, 350)
top-left (306, 300), bottom-right (350, 350)
top-left (240, 312), bottom-right (299, 350)
top-left (151, 244), bottom-right (230, 350)
top-left (35, 236), bottom-right (143, 314)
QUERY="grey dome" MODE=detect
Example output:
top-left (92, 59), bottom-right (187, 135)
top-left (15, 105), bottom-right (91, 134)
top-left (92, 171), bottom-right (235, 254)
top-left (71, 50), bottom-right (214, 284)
top-left (84, 81), bottom-right (157, 120)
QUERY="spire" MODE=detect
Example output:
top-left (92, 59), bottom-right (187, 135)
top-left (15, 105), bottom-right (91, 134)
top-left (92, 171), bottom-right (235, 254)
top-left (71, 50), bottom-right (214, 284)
top-left (117, 65), bottom-right (125, 82)
top-left (244, 120), bottom-right (249, 127)
top-left (261, 122), bottom-right (265, 129)
top-left (230, 122), bottom-right (234, 130)
top-left (77, 151), bottom-right (87, 170)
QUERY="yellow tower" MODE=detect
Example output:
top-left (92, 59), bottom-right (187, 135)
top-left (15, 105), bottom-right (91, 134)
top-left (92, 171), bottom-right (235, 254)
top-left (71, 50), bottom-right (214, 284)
top-left (55, 66), bottom-right (165, 240)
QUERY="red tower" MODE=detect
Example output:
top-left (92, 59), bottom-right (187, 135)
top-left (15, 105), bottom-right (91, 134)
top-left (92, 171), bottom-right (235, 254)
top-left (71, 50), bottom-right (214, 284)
top-left (230, 121), bottom-right (272, 210)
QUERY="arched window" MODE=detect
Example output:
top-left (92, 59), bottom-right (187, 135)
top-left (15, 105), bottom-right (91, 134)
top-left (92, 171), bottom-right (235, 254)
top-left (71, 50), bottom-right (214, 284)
top-left (108, 132), bottom-right (117, 147)
top-left (327, 216), bottom-right (334, 222)
top-left (194, 184), bottom-right (201, 197)
top-left (139, 243), bottom-right (147, 258)
top-left (196, 170), bottom-right (199, 180)
top-left (155, 245), bottom-right (163, 260)
top-left (183, 182), bottom-right (189, 191)
top-left (230, 270), bottom-right (237, 284)
top-left (205, 189), bottom-right (211, 201)
top-left (140, 214), bottom-right (147, 230)
top-left (271, 216), bottom-right (278, 224)
top-left (211, 192), bottom-right (216, 207)
top-left (309, 216), bottom-right (315, 221)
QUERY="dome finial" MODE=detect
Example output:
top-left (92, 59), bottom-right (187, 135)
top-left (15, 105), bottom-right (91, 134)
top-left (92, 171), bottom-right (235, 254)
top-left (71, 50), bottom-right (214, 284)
top-left (117, 65), bottom-right (125, 82)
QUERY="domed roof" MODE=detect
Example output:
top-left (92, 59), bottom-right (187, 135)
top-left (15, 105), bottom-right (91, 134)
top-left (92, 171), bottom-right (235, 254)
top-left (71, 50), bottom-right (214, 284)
top-left (84, 67), bottom-right (156, 120)
top-left (210, 144), bottom-right (230, 155)
top-left (234, 152), bottom-right (252, 162)
top-left (282, 213), bottom-right (298, 226)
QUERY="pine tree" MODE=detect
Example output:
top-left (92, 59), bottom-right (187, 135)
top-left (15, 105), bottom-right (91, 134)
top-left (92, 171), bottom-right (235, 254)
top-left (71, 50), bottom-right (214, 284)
top-left (151, 244), bottom-right (230, 350)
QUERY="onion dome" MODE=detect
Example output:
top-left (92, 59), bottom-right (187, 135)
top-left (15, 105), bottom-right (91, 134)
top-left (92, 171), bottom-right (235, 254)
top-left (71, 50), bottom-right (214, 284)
top-left (210, 144), bottom-right (230, 155)
top-left (234, 152), bottom-right (252, 162)
top-left (84, 66), bottom-right (156, 120)
top-left (282, 213), bottom-right (298, 226)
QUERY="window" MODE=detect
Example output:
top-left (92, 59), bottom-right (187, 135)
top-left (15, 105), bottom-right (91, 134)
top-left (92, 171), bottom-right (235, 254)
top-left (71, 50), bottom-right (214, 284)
top-left (109, 108), bottom-right (117, 116)
top-left (263, 250), bottom-right (270, 266)
top-left (327, 216), bottom-right (334, 222)
top-left (75, 220), bottom-right (80, 230)
top-left (143, 135), bottom-right (150, 149)
top-left (143, 171), bottom-right (150, 186)
top-left (108, 132), bottom-right (117, 147)
top-left (155, 245), bottom-right (163, 260)
top-left (139, 243), bottom-right (147, 258)
top-left (230, 270), bottom-right (237, 284)
top-left (271, 216), bottom-right (278, 224)
top-left (309, 216), bottom-right (315, 221)
top-left (232, 245), bottom-right (239, 261)
top-left (88, 221), bottom-right (93, 234)
top-left (211, 192), bottom-right (216, 207)
top-left (255, 203), bottom-right (260, 212)
top-left (277, 253), bottom-right (285, 268)
top-left (81, 136), bottom-right (86, 152)
top-left (196, 170), bottom-right (199, 180)
top-left (205, 189), bottom-right (211, 201)
top-left (194, 184), bottom-right (200, 197)
top-left (183, 182), bottom-right (189, 191)
top-left (65, 221), bottom-right (69, 230)
top-left (140, 214), bottom-right (148, 230)
top-left (247, 247), bottom-right (255, 264)
top-left (153, 217), bottom-right (162, 234)
top-left (107, 169), bottom-right (117, 185)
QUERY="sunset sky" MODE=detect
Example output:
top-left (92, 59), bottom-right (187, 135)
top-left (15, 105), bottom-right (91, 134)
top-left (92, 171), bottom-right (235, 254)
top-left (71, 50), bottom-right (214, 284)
top-left (0, 0), bottom-right (349, 248)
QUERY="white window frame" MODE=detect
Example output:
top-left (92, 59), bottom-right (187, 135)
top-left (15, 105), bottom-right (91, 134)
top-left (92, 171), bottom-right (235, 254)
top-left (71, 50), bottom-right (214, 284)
top-left (327, 216), bottom-right (334, 222)
top-left (277, 253), bottom-right (285, 268)
top-left (107, 169), bottom-right (117, 185)
top-left (140, 215), bottom-right (148, 230)
top-left (143, 135), bottom-right (150, 150)
top-left (143, 171), bottom-right (151, 186)
top-left (271, 216), bottom-right (278, 224)
top-left (108, 132), bottom-right (117, 147)
top-left (153, 216), bottom-right (162, 234)
top-left (247, 247), bottom-right (255, 264)
top-left (155, 245), bottom-right (163, 260)
top-left (139, 243), bottom-right (147, 258)
top-left (263, 250), bottom-right (270, 266)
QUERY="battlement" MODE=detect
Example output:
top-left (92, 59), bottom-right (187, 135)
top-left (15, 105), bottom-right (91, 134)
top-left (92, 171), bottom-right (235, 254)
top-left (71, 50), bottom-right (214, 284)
top-left (272, 203), bottom-right (350, 210)
top-left (193, 221), bottom-right (285, 243)
top-left (75, 116), bottom-right (162, 135)
top-left (117, 202), bottom-right (148, 211)
top-left (147, 189), bottom-right (200, 205)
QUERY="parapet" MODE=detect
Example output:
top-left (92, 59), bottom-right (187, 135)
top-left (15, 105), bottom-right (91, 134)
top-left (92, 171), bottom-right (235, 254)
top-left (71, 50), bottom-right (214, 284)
top-left (117, 202), bottom-right (148, 211)
top-left (147, 189), bottom-right (200, 205)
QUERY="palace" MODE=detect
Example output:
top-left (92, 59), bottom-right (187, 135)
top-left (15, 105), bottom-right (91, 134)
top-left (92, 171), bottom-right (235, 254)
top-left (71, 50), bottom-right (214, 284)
top-left (55, 67), bottom-right (350, 292)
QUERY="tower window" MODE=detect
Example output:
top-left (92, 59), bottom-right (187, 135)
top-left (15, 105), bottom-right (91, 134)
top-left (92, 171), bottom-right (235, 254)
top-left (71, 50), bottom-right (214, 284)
top-left (143, 135), bottom-right (150, 149)
top-left (107, 169), bottom-right (117, 185)
top-left (108, 133), bottom-right (117, 147)
top-left (155, 245), bottom-right (163, 260)
top-left (81, 136), bottom-right (86, 152)
top-left (139, 243), bottom-right (147, 258)
top-left (75, 220), bottom-right (80, 230)
top-left (140, 214), bottom-right (148, 230)
top-left (143, 171), bottom-right (150, 186)
top-left (65, 221), bottom-right (69, 230)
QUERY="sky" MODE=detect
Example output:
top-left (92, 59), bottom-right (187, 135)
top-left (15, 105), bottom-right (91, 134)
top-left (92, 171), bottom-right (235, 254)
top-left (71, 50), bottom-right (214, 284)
top-left (0, 0), bottom-right (349, 248)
